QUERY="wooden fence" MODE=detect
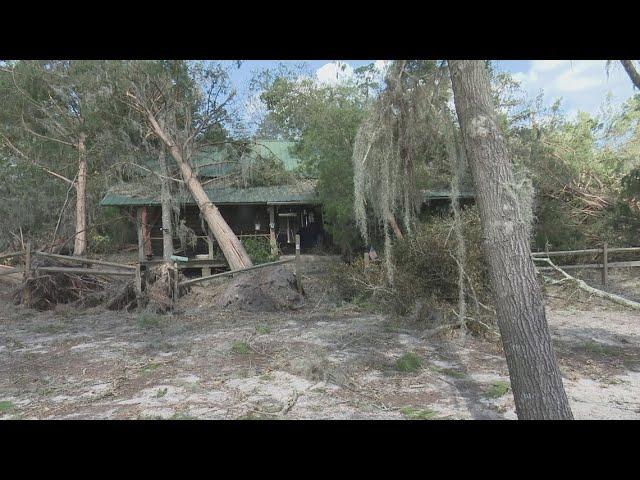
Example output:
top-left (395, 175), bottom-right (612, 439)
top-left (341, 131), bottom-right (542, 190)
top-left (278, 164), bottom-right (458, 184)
top-left (532, 244), bottom-right (640, 286)
top-left (0, 244), bottom-right (139, 298)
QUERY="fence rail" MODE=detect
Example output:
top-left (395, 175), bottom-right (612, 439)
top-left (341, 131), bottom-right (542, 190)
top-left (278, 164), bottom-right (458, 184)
top-left (532, 243), bottom-right (640, 286)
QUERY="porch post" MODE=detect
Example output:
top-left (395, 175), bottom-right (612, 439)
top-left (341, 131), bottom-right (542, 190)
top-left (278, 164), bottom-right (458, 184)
top-left (268, 206), bottom-right (277, 257)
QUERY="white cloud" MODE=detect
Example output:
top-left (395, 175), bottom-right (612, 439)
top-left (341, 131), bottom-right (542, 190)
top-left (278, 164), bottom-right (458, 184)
top-left (504, 60), bottom-right (636, 120)
top-left (316, 61), bottom-right (354, 85)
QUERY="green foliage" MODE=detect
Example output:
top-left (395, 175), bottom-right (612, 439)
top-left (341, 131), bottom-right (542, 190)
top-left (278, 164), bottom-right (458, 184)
top-left (486, 380), bottom-right (510, 398)
top-left (400, 406), bottom-right (438, 420)
top-left (241, 236), bottom-right (277, 264)
top-left (395, 352), bottom-right (423, 373)
top-left (231, 341), bottom-right (251, 355)
top-left (256, 68), bottom-right (373, 254)
top-left (329, 206), bottom-right (489, 319)
top-left (0, 401), bottom-right (14, 412)
top-left (137, 312), bottom-right (164, 329)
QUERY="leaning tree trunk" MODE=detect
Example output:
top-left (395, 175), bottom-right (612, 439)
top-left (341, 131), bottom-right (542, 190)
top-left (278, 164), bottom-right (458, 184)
top-left (449, 60), bottom-right (573, 420)
top-left (620, 60), bottom-right (640, 89)
top-left (146, 114), bottom-right (252, 270)
top-left (158, 147), bottom-right (174, 261)
top-left (73, 133), bottom-right (88, 257)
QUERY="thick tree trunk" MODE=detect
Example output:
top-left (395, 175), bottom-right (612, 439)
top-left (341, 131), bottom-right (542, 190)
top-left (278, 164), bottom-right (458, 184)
top-left (620, 60), bottom-right (640, 90)
top-left (146, 113), bottom-right (252, 270)
top-left (449, 60), bottom-right (573, 420)
top-left (158, 148), bottom-right (174, 261)
top-left (73, 133), bottom-right (87, 257)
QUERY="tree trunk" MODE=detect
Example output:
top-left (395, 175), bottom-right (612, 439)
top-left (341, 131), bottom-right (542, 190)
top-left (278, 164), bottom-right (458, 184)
top-left (449, 60), bottom-right (573, 420)
top-left (158, 148), bottom-right (174, 261)
top-left (73, 133), bottom-right (87, 257)
top-left (620, 60), bottom-right (640, 90)
top-left (146, 113), bottom-right (252, 270)
top-left (385, 211), bottom-right (404, 240)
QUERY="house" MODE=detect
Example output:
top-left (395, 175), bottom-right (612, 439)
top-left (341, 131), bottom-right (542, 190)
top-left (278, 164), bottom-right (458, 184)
top-left (100, 140), bottom-right (474, 271)
top-left (100, 141), bottom-right (324, 269)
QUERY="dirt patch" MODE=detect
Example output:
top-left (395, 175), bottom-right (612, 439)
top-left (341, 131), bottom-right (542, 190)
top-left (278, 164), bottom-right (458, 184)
top-left (1, 258), bottom-right (639, 420)
top-left (181, 264), bottom-right (304, 312)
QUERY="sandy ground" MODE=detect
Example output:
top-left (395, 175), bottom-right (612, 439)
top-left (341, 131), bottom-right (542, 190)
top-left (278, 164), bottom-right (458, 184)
top-left (1, 260), bottom-right (639, 420)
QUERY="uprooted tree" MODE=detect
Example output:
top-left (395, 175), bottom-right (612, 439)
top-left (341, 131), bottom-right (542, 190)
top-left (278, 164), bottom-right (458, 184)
top-left (449, 59), bottom-right (573, 420)
top-left (123, 61), bottom-right (252, 271)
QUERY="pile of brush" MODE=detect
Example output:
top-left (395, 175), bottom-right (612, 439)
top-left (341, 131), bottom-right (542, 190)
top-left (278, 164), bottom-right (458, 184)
top-left (16, 267), bottom-right (110, 311)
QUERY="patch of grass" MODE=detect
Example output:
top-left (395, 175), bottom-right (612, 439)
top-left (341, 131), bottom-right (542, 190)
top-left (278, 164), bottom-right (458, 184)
top-left (400, 406), bottom-right (438, 420)
top-left (580, 340), bottom-right (618, 356)
top-left (395, 352), bottom-right (423, 373)
top-left (0, 401), bottom-right (14, 412)
top-left (260, 373), bottom-right (275, 381)
top-left (154, 388), bottom-right (168, 398)
top-left (256, 325), bottom-right (272, 335)
top-left (486, 380), bottom-right (510, 398)
top-left (33, 323), bottom-right (64, 334)
top-left (137, 312), bottom-right (164, 330)
top-left (442, 368), bottom-right (466, 379)
top-left (140, 362), bottom-right (160, 374)
top-left (231, 341), bottom-right (251, 355)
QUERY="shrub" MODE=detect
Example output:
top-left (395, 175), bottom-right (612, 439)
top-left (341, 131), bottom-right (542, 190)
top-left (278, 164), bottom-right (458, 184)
top-left (395, 352), bottom-right (423, 373)
top-left (327, 205), bottom-right (492, 322)
top-left (241, 236), bottom-right (277, 264)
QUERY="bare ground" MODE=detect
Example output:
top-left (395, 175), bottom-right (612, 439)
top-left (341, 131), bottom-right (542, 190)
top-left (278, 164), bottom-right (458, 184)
top-left (1, 260), bottom-right (639, 420)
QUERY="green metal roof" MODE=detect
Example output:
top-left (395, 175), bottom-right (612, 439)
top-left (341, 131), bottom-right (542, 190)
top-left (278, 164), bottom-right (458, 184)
top-left (101, 181), bottom-right (320, 207)
top-left (141, 140), bottom-right (304, 178)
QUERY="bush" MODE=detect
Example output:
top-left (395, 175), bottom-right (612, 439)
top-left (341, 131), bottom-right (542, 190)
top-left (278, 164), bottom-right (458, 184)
top-left (241, 236), bottom-right (277, 264)
top-left (327, 206), bottom-right (492, 321)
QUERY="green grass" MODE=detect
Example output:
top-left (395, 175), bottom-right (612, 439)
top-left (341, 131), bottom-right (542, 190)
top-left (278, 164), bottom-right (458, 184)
top-left (137, 312), bottom-right (164, 329)
top-left (140, 362), bottom-right (160, 373)
top-left (256, 325), bottom-right (272, 335)
top-left (33, 323), bottom-right (65, 334)
top-left (441, 368), bottom-right (466, 379)
top-left (231, 341), bottom-right (251, 355)
top-left (154, 388), bottom-right (168, 398)
top-left (0, 401), bottom-right (15, 412)
top-left (400, 406), bottom-right (438, 420)
top-left (580, 340), bottom-right (618, 356)
top-left (429, 364), bottom-right (466, 379)
top-left (395, 352), bottom-right (423, 373)
top-left (486, 380), bottom-right (510, 398)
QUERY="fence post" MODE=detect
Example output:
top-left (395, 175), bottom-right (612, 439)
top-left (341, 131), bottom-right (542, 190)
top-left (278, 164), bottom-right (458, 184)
top-left (602, 242), bottom-right (608, 286)
top-left (295, 234), bottom-right (302, 293)
top-left (22, 241), bottom-right (32, 305)
top-left (364, 250), bottom-right (370, 269)
top-left (173, 261), bottom-right (179, 307)
top-left (134, 264), bottom-right (142, 309)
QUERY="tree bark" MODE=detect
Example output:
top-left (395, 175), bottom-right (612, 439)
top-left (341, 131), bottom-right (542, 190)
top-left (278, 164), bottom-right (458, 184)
top-left (146, 113), bottom-right (252, 270)
top-left (449, 60), bottom-right (573, 420)
top-left (158, 147), bottom-right (174, 261)
top-left (620, 60), bottom-right (640, 90)
top-left (385, 211), bottom-right (404, 240)
top-left (73, 133), bottom-right (87, 257)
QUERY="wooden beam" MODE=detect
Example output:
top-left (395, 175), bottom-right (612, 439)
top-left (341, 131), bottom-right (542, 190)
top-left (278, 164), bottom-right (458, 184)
top-left (0, 251), bottom-right (23, 261)
top-left (179, 258), bottom-right (294, 288)
top-left (34, 251), bottom-right (135, 270)
top-left (295, 234), bottom-right (302, 293)
top-left (36, 266), bottom-right (135, 276)
top-left (136, 207), bottom-right (145, 263)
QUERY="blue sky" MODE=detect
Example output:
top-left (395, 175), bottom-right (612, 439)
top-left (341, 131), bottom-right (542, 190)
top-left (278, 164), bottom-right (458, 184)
top-left (227, 60), bottom-right (637, 128)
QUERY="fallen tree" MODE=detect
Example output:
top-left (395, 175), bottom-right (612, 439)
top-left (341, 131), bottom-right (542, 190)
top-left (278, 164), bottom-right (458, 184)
top-left (534, 256), bottom-right (640, 310)
top-left (123, 62), bottom-right (252, 271)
